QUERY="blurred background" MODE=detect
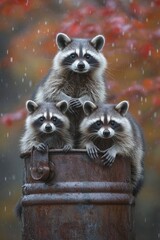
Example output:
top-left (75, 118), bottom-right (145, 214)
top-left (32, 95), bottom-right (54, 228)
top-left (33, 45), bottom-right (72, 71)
top-left (0, 0), bottom-right (160, 239)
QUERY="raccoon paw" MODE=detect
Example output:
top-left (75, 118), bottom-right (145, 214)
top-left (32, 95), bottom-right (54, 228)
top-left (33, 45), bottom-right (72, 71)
top-left (101, 151), bottom-right (115, 167)
top-left (63, 144), bottom-right (72, 153)
top-left (69, 98), bottom-right (82, 108)
top-left (69, 99), bottom-right (82, 114)
top-left (86, 145), bottom-right (99, 159)
top-left (36, 143), bottom-right (47, 153)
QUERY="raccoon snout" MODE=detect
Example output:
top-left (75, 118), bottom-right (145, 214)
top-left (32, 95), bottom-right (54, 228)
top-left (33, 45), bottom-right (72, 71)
top-left (103, 130), bottom-right (110, 138)
top-left (45, 124), bottom-right (52, 132)
top-left (77, 61), bottom-right (85, 70)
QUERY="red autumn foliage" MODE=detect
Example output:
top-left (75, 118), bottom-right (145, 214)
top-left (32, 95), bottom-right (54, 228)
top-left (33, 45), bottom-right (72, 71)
top-left (0, 109), bottom-right (27, 127)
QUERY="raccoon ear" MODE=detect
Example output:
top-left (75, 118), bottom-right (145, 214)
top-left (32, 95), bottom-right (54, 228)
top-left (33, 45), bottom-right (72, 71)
top-left (83, 101), bottom-right (97, 116)
top-left (56, 100), bottom-right (68, 114)
top-left (26, 100), bottom-right (39, 113)
top-left (115, 101), bottom-right (129, 116)
top-left (90, 35), bottom-right (105, 52)
top-left (56, 33), bottom-right (71, 50)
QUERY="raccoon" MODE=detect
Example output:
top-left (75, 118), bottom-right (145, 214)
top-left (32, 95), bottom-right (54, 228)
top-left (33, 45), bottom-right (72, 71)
top-left (33, 33), bottom-right (107, 143)
top-left (79, 100), bottom-right (145, 196)
top-left (33, 32), bottom-right (107, 109)
top-left (20, 100), bottom-right (73, 153)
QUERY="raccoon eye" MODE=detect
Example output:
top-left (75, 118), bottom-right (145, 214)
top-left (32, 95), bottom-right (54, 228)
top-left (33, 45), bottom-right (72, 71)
top-left (109, 120), bottom-right (117, 127)
top-left (84, 53), bottom-right (91, 60)
top-left (96, 120), bottom-right (103, 127)
top-left (70, 53), bottom-right (77, 59)
top-left (39, 116), bottom-right (45, 122)
top-left (51, 116), bottom-right (57, 122)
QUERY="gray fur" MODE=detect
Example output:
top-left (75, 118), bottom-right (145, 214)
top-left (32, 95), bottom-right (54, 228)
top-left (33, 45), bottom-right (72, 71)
top-left (20, 101), bottom-right (73, 153)
top-left (79, 101), bottom-right (145, 196)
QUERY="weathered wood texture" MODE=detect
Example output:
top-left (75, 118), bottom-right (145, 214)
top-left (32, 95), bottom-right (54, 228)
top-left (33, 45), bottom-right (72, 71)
top-left (21, 150), bottom-right (135, 240)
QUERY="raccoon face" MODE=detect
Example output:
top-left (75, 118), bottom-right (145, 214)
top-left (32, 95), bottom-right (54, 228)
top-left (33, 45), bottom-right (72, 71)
top-left (89, 116), bottom-right (123, 138)
top-left (32, 113), bottom-right (63, 134)
top-left (26, 100), bottom-right (69, 134)
top-left (54, 33), bottom-right (107, 74)
top-left (80, 100), bottom-right (130, 139)
top-left (83, 117), bottom-right (123, 139)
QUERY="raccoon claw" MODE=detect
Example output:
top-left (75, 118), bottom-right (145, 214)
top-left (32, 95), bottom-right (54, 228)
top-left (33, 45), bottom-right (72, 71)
top-left (36, 143), bottom-right (47, 153)
top-left (86, 146), bottom-right (98, 160)
top-left (69, 99), bottom-right (82, 109)
top-left (63, 144), bottom-right (72, 153)
top-left (101, 151), bottom-right (115, 167)
top-left (69, 99), bottom-right (81, 114)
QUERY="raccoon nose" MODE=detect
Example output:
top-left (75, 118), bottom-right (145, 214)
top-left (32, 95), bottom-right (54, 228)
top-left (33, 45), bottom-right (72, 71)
top-left (45, 124), bottom-right (52, 132)
top-left (77, 61), bottom-right (85, 70)
top-left (103, 130), bottom-right (110, 138)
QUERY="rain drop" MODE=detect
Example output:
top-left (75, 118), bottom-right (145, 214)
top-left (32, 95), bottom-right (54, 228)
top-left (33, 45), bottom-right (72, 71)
top-left (153, 112), bottom-right (157, 118)
top-left (148, 50), bottom-right (152, 56)
top-left (12, 175), bottom-right (16, 180)
top-left (29, 81), bottom-right (32, 87)
top-left (10, 57), bottom-right (13, 63)
top-left (130, 43), bottom-right (133, 50)
top-left (141, 67), bottom-right (144, 75)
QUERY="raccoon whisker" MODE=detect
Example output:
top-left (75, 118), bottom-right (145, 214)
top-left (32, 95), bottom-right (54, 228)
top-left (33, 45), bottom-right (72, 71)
top-left (89, 134), bottom-right (99, 142)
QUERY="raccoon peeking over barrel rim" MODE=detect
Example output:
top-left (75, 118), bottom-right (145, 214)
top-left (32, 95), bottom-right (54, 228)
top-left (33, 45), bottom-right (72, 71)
top-left (79, 100), bottom-right (145, 196)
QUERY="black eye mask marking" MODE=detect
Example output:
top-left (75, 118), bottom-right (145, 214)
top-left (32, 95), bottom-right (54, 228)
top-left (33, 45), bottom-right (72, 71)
top-left (109, 120), bottom-right (123, 132)
top-left (89, 120), bottom-right (103, 132)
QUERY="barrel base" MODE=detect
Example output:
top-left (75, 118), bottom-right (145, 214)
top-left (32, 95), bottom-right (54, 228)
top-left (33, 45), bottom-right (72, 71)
top-left (22, 204), bottom-right (135, 240)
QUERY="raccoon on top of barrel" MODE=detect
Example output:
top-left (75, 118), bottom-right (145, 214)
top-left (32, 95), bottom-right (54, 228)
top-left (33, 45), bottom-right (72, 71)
top-left (33, 33), bottom-right (107, 109)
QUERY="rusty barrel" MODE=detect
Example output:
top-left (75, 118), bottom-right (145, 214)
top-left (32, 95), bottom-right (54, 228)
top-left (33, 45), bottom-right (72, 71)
top-left (21, 149), bottom-right (135, 240)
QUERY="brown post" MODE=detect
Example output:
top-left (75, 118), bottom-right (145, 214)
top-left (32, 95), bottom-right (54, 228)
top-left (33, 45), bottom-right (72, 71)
top-left (21, 149), bottom-right (135, 240)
